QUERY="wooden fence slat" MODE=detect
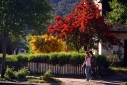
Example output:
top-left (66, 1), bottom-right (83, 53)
top-left (0, 63), bottom-right (86, 75)
top-left (1, 62), bottom-right (110, 77)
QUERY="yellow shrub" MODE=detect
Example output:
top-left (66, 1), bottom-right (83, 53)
top-left (30, 34), bottom-right (64, 53)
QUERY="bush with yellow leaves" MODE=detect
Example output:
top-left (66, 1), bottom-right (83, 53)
top-left (30, 34), bottom-right (64, 53)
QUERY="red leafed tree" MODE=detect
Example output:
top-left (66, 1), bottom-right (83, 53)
top-left (48, 0), bottom-right (122, 52)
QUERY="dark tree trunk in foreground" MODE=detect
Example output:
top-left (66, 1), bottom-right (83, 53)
top-left (1, 31), bottom-right (8, 78)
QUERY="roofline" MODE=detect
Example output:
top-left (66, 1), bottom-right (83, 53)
top-left (111, 31), bottom-right (127, 33)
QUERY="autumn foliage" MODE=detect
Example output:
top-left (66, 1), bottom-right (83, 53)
top-left (48, 0), bottom-right (122, 51)
top-left (29, 34), bottom-right (64, 53)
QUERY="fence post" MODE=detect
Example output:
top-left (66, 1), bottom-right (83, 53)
top-left (0, 64), bottom-right (1, 73)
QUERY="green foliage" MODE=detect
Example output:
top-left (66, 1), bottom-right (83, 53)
top-left (49, 53), bottom-right (58, 65)
top-left (107, 54), bottom-right (120, 62)
top-left (26, 34), bottom-right (33, 54)
top-left (17, 54), bottom-right (28, 62)
top-left (118, 0), bottom-right (127, 4)
top-left (28, 71), bottom-right (61, 83)
top-left (57, 52), bottom-right (71, 65)
top-left (5, 67), bottom-right (16, 79)
top-left (0, 0), bottom-right (53, 77)
top-left (28, 54), bottom-right (49, 63)
top-left (41, 70), bottom-right (52, 81)
top-left (28, 78), bottom-right (45, 83)
top-left (107, 54), bottom-right (124, 67)
top-left (106, 0), bottom-right (127, 25)
top-left (95, 54), bottom-right (110, 68)
top-left (111, 66), bottom-right (127, 73)
top-left (0, 0), bottom-right (53, 35)
top-left (70, 53), bottom-right (84, 66)
top-left (50, 0), bottom-right (80, 17)
top-left (0, 53), bottom-right (110, 67)
top-left (15, 67), bottom-right (30, 81)
top-left (4, 67), bottom-right (60, 83)
top-left (5, 67), bottom-right (30, 81)
top-left (28, 77), bottom-right (61, 83)
top-left (0, 35), bottom-right (23, 54)
top-left (4, 68), bottom-right (61, 83)
top-left (6, 55), bottom-right (18, 66)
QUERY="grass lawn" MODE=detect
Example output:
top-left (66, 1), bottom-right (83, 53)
top-left (0, 76), bottom-right (61, 83)
top-left (110, 66), bottom-right (127, 74)
top-left (27, 76), bottom-right (61, 83)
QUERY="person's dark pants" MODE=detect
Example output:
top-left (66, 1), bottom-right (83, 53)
top-left (90, 66), bottom-right (97, 77)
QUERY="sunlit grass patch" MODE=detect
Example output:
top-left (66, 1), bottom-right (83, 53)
top-left (0, 77), bottom-right (6, 81)
top-left (110, 66), bottom-right (127, 73)
top-left (27, 77), bottom-right (61, 83)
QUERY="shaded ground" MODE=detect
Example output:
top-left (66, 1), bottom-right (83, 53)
top-left (0, 73), bottom-right (127, 85)
top-left (57, 73), bottom-right (127, 85)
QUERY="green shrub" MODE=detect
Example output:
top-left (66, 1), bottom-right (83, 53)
top-left (57, 52), bottom-right (71, 65)
top-left (77, 53), bottom-right (85, 64)
top-left (28, 54), bottom-right (36, 62)
top-left (41, 70), bottom-right (52, 81)
top-left (49, 53), bottom-right (58, 65)
top-left (5, 67), bottom-right (16, 79)
top-left (5, 67), bottom-right (30, 81)
top-left (15, 67), bottom-right (30, 81)
top-left (16, 55), bottom-right (28, 69)
top-left (107, 54), bottom-right (121, 66)
top-left (2, 52), bottom-right (77, 66)
top-left (6, 55), bottom-right (18, 66)
top-left (70, 53), bottom-right (85, 66)
top-left (17, 54), bottom-right (28, 62)
top-left (1, 52), bottom-right (110, 69)
top-left (28, 54), bottom-right (49, 63)
top-left (95, 54), bottom-right (110, 68)
top-left (35, 54), bottom-right (49, 63)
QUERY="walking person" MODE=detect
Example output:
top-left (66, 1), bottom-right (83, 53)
top-left (89, 51), bottom-right (97, 78)
top-left (82, 51), bottom-right (91, 81)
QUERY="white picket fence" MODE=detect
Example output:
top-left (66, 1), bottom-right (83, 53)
top-left (0, 63), bottom-right (86, 75)
top-left (28, 62), bottom-right (86, 75)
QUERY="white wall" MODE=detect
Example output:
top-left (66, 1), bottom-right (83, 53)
top-left (99, 33), bottom-right (127, 59)
top-left (84, 0), bottom-right (102, 10)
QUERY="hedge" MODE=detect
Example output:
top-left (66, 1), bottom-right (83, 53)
top-left (0, 52), bottom-right (109, 68)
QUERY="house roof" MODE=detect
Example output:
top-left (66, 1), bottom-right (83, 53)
top-left (111, 23), bottom-right (127, 33)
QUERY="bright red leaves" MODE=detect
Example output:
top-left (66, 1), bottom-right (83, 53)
top-left (48, 0), bottom-right (123, 51)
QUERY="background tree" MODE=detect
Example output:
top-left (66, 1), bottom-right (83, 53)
top-left (117, 0), bottom-right (127, 7)
top-left (29, 34), bottom-right (64, 53)
top-left (48, 0), bottom-right (122, 52)
top-left (106, 0), bottom-right (127, 66)
top-left (50, 0), bottom-right (80, 17)
top-left (0, 0), bottom-right (53, 78)
top-left (106, 0), bottom-right (127, 25)
top-left (0, 34), bottom-right (24, 55)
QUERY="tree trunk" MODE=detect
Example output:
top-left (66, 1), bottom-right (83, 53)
top-left (75, 42), bottom-right (79, 52)
top-left (1, 31), bottom-right (8, 78)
